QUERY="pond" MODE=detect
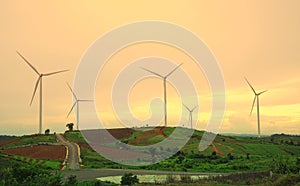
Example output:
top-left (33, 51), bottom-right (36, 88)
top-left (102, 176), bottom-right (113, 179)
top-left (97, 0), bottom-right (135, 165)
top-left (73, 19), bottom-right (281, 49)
top-left (97, 174), bottom-right (209, 184)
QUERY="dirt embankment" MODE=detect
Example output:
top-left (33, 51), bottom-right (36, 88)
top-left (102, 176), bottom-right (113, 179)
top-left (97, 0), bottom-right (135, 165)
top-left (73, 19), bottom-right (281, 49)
top-left (2, 144), bottom-right (66, 161)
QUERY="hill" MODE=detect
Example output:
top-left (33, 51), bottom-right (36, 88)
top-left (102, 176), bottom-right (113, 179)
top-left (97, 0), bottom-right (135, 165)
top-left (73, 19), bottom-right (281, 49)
top-left (0, 135), bottom-right (16, 141)
top-left (63, 127), bottom-right (300, 173)
top-left (0, 134), bottom-right (65, 170)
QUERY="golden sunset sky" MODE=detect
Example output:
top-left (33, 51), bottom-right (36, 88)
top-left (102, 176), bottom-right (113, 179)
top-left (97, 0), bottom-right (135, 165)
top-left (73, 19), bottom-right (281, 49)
top-left (0, 1), bottom-right (299, 135)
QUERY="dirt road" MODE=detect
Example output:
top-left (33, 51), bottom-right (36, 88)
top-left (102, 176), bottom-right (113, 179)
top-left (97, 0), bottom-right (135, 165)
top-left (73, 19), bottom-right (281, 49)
top-left (56, 134), bottom-right (80, 170)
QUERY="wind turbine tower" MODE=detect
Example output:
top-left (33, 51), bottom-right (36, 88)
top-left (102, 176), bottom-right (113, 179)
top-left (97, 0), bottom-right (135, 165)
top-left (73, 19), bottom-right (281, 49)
top-left (17, 51), bottom-right (68, 134)
top-left (67, 83), bottom-right (93, 130)
top-left (141, 63), bottom-right (183, 127)
top-left (183, 104), bottom-right (198, 129)
top-left (245, 78), bottom-right (267, 138)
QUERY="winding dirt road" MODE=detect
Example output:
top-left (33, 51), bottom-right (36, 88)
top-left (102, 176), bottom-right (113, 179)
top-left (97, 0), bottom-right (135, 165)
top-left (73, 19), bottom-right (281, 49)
top-left (56, 134), bottom-right (80, 170)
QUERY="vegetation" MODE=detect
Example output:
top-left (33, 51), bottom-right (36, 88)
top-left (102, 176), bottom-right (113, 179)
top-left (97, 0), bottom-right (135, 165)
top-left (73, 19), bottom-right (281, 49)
top-left (0, 156), bottom-right (115, 186)
top-left (1, 128), bottom-right (299, 185)
top-left (0, 135), bottom-right (16, 141)
top-left (63, 128), bottom-right (300, 173)
top-left (1, 134), bottom-right (57, 148)
top-left (66, 123), bottom-right (74, 132)
top-left (121, 173), bottom-right (139, 185)
top-left (45, 129), bottom-right (50, 135)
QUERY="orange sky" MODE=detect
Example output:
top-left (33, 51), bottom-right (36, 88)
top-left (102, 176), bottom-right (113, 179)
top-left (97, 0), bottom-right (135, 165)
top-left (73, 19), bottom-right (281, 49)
top-left (0, 1), bottom-right (300, 135)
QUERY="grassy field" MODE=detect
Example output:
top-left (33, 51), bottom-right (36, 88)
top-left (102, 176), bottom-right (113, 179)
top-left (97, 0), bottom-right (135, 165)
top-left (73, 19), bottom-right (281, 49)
top-left (63, 128), bottom-right (300, 173)
top-left (0, 134), bottom-right (62, 170)
top-left (0, 134), bottom-right (57, 148)
top-left (0, 153), bottom-right (61, 170)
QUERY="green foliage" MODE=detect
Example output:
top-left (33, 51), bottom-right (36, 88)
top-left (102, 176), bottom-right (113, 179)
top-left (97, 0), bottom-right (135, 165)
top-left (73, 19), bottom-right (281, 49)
top-left (0, 156), bottom-right (115, 186)
top-left (45, 129), bottom-right (50, 135)
top-left (270, 156), bottom-right (300, 174)
top-left (64, 175), bottom-right (77, 186)
top-left (120, 173), bottom-right (139, 185)
top-left (48, 128), bottom-right (300, 174)
top-left (272, 174), bottom-right (300, 186)
top-left (66, 123), bottom-right (74, 132)
top-left (63, 131), bottom-right (86, 143)
top-left (0, 163), bottom-right (62, 186)
top-left (2, 134), bottom-right (56, 148)
top-left (227, 153), bottom-right (234, 160)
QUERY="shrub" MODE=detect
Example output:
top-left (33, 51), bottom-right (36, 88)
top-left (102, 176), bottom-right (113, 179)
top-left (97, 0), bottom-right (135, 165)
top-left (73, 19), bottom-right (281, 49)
top-left (180, 175), bottom-right (192, 183)
top-left (65, 175), bottom-right (77, 186)
top-left (227, 153), bottom-right (234, 160)
top-left (121, 173), bottom-right (139, 185)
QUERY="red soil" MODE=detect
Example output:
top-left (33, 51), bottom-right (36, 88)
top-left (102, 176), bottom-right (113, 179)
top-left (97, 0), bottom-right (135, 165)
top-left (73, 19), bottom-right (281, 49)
top-left (135, 127), bottom-right (167, 145)
top-left (211, 143), bottom-right (223, 156)
top-left (2, 145), bottom-right (66, 161)
top-left (107, 128), bottom-right (134, 139)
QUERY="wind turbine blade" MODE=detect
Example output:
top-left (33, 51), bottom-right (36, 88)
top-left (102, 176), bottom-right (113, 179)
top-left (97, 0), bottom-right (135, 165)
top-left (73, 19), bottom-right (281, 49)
top-left (244, 77), bottom-right (257, 94)
top-left (67, 82), bottom-right (78, 100)
top-left (30, 76), bottom-right (41, 106)
top-left (16, 51), bottom-right (40, 75)
top-left (140, 67), bottom-right (164, 78)
top-left (165, 63), bottom-right (183, 78)
top-left (182, 103), bottom-right (191, 112)
top-left (67, 102), bottom-right (77, 118)
top-left (250, 96), bottom-right (257, 116)
top-left (191, 105), bottom-right (198, 111)
top-left (78, 100), bottom-right (93, 102)
top-left (258, 90), bottom-right (268, 95)
top-left (44, 69), bottom-right (69, 76)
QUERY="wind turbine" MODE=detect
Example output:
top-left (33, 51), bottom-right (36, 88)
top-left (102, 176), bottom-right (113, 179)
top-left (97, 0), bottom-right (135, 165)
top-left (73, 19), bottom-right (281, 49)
top-left (183, 104), bottom-right (198, 129)
top-left (67, 83), bottom-right (93, 130)
top-left (141, 63), bottom-right (183, 127)
top-left (245, 78), bottom-right (267, 138)
top-left (17, 51), bottom-right (68, 134)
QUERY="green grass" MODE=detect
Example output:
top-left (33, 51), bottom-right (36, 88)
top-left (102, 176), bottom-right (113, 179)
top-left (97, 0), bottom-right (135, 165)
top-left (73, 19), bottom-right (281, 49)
top-left (43, 160), bottom-right (62, 169)
top-left (63, 131), bottom-right (86, 143)
top-left (0, 153), bottom-right (61, 170)
top-left (2, 134), bottom-right (57, 148)
top-left (62, 129), bottom-right (300, 173)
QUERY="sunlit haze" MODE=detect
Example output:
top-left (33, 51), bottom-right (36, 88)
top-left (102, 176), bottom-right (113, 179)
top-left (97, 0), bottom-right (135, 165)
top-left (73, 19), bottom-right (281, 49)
top-left (1, 1), bottom-right (300, 135)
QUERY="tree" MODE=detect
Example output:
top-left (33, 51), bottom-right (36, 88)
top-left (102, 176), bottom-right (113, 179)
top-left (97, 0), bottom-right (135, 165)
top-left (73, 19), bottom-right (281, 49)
top-left (44, 129), bottom-right (50, 135)
top-left (227, 153), bottom-right (234, 160)
top-left (66, 123), bottom-right (74, 132)
top-left (212, 151), bottom-right (217, 156)
top-left (121, 173), bottom-right (139, 185)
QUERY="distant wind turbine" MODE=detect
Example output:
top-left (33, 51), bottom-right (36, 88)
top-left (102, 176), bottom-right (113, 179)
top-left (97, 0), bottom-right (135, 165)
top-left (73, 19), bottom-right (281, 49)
top-left (245, 77), bottom-right (268, 138)
top-left (141, 63), bottom-right (183, 127)
top-left (67, 83), bottom-right (93, 130)
top-left (17, 51), bottom-right (68, 134)
top-left (183, 104), bottom-right (198, 129)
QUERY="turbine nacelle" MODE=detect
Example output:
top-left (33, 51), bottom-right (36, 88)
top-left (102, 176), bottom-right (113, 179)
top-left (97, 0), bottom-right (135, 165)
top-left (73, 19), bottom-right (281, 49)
top-left (140, 63), bottom-right (183, 79)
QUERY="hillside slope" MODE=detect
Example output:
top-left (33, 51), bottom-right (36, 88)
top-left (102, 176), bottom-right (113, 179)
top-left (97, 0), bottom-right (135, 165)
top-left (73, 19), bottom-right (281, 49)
top-left (63, 127), bottom-right (300, 173)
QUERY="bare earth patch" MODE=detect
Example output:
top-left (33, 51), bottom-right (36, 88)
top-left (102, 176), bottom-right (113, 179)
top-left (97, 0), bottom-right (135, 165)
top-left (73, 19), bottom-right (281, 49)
top-left (2, 144), bottom-right (66, 161)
